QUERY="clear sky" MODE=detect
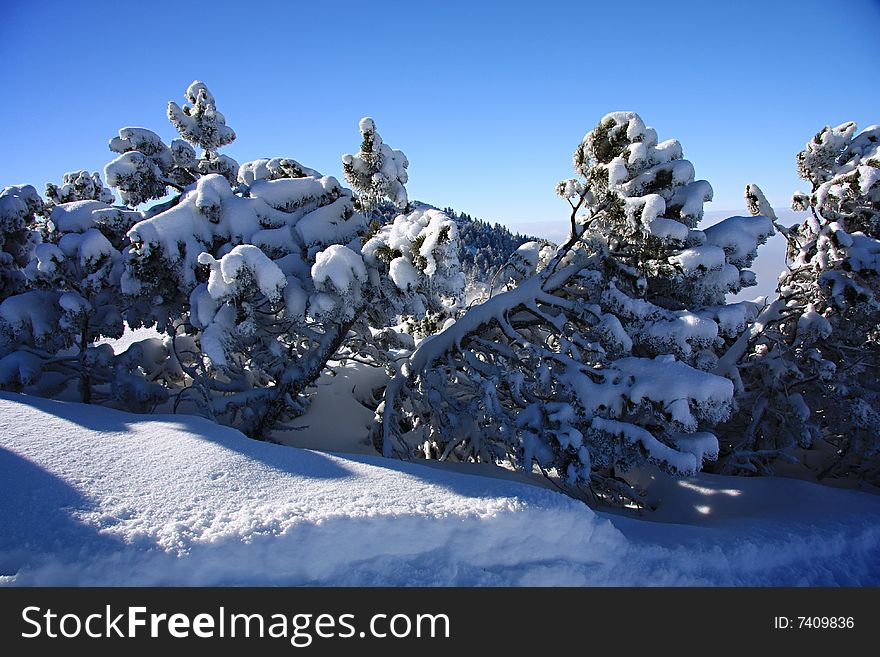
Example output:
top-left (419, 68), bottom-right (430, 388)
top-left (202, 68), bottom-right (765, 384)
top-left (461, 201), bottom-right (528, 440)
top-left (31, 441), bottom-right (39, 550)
top-left (2, 0), bottom-right (878, 253)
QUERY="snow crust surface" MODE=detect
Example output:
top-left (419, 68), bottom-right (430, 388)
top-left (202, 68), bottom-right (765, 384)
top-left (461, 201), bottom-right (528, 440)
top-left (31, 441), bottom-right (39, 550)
top-left (2, 393), bottom-right (879, 586)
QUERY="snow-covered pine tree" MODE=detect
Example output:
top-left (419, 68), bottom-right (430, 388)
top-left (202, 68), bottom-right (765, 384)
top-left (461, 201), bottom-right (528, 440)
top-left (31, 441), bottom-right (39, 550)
top-left (373, 112), bottom-right (771, 504)
top-left (342, 119), bottom-right (464, 340)
top-left (342, 117), bottom-right (409, 215)
top-left (719, 122), bottom-right (880, 482)
top-left (0, 185), bottom-right (42, 299)
top-left (122, 152), bottom-right (368, 436)
top-left (105, 81), bottom-right (238, 208)
top-left (0, 192), bottom-right (140, 402)
top-left (3, 80), bottom-right (459, 435)
top-left (361, 208), bottom-right (465, 338)
top-left (44, 171), bottom-right (115, 209)
top-left (562, 112), bottom-right (773, 337)
top-left (167, 81), bottom-right (239, 184)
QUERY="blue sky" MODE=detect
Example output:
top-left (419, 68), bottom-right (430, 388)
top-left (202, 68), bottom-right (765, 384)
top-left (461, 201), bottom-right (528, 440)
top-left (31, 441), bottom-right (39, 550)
top-left (2, 0), bottom-right (878, 256)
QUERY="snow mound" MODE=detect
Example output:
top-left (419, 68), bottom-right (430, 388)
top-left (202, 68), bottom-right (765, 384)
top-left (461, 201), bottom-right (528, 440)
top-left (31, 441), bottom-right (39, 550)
top-left (2, 393), bottom-right (879, 586)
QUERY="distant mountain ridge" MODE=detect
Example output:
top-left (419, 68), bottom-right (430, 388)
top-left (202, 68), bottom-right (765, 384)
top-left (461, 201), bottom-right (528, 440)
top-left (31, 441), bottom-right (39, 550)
top-left (440, 206), bottom-right (541, 284)
top-left (375, 200), bottom-right (543, 285)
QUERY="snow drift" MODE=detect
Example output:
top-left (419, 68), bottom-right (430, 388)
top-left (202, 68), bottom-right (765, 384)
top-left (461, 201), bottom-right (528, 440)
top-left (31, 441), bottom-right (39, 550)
top-left (1, 392), bottom-right (879, 586)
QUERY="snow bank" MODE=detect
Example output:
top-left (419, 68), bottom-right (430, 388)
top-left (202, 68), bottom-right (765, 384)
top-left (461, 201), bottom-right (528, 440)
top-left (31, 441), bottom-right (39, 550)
top-left (2, 393), bottom-right (879, 586)
top-left (95, 324), bottom-right (163, 354)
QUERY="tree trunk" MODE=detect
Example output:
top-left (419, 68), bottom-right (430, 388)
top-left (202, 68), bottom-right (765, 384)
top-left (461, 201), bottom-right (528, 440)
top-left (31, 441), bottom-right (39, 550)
top-left (251, 315), bottom-right (360, 440)
top-left (79, 325), bottom-right (91, 404)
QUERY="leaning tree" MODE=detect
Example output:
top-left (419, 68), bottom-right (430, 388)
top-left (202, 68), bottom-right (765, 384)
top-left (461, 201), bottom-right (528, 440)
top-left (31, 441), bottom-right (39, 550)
top-left (373, 112), bottom-right (773, 504)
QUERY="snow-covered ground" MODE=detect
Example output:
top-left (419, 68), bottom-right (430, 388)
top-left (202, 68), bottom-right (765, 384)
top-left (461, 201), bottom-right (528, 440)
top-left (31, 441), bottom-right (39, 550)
top-left (276, 361), bottom-right (387, 455)
top-left (2, 391), bottom-right (878, 586)
top-left (94, 324), bottom-right (163, 354)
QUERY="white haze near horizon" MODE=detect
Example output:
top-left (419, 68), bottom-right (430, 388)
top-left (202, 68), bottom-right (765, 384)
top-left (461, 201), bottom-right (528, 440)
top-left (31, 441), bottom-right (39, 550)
top-left (505, 207), bottom-right (800, 303)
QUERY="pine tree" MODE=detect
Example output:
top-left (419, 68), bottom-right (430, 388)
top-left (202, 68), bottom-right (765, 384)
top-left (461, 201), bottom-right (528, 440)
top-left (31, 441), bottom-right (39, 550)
top-left (123, 156), bottom-right (367, 435)
top-left (720, 122), bottom-right (880, 482)
top-left (2, 80), bottom-right (456, 436)
top-left (373, 112), bottom-right (770, 504)
top-left (1, 82), bottom-right (365, 433)
top-left (361, 208), bottom-right (465, 338)
top-left (342, 117), bottom-right (409, 214)
top-left (0, 185), bottom-right (42, 299)
top-left (0, 191), bottom-right (140, 402)
top-left (105, 81), bottom-right (238, 207)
